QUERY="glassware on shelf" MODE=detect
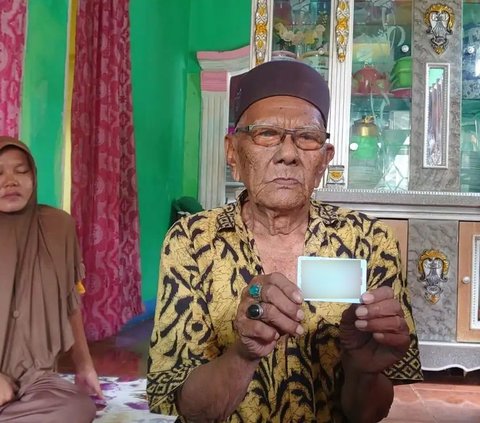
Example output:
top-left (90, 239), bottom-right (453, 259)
top-left (348, 0), bottom-right (412, 192)
top-left (273, 0), bottom-right (292, 26)
top-left (272, 0), bottom-right (330, 63)
top-left (389, 56), bottom-right (412, 98)
top-left (380, 129), bottom-right (410, 191)
top-left (352, 64), bottom-right (389, 95)
top-left (348, 116), bottom-right (382, 189)
top-left (272, 50), bottom-right (297, 61)
top-left (272, 0), bottom-right (295, 54)
top-left (301, 48), bottom-right (328, 81)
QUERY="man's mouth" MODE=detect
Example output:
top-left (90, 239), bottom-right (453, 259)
top-left (271, 177), bottom-right (300, 186)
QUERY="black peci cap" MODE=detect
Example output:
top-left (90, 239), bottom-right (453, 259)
top-left (232, 60), bottom-right (330, 126)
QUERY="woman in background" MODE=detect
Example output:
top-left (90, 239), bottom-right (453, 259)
top-left (0, 137), bottom-right (102, 423)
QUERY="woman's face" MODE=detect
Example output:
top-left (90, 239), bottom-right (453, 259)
top-left (0, 147), bottom-right (34, 213)
top-left (225, 96), bottom-right (334, 211)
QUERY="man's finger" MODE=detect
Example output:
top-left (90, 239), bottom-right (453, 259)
top-left (236, 318), bottom-right (279, 343)
top-left (260, 302), bottom-right (304, 336)
top-left (354, 315), bottom-right (408, 334)
top-left (251, 273), bottom-right (304, 304)
top-left (355, 299), bottom-right (404, 320)
top-left (361, 286), bottom-right (394, 304)
top-left (260, 283), bottom-right (303, 322)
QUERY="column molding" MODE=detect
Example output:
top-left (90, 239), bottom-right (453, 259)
top-left (326, 0), bottom-right (355, 181)
top-left (197, 46), bottom-right (250, 209)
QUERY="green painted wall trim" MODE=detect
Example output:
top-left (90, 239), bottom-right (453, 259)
top-left (20, 0), bottom-right (70, 208)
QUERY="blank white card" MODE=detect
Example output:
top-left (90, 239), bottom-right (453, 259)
top-left (297, 256), bottom-right (367, 303)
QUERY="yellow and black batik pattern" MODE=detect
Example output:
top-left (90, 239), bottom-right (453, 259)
top-left (147, 192), bottom-right (423, 423)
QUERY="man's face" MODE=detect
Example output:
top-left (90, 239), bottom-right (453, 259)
top-left (225, 96), bottom-right (334, 211)
top-left (0, 147), bottom-right (34, 213)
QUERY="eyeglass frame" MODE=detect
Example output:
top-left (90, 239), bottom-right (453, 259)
top-left (233, 124), bottom-right (330, 150)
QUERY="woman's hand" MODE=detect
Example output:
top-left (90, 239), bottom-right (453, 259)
top-left (0, 373), bottom-right (17, 407)
top-left (339, 286), bottom-right (411, 374)
top-left (233, 272), bottom-right (304, 360)
top-left (75, 366), bottom-right (104, 399)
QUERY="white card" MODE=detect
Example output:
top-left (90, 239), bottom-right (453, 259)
top-left (297, 256), bottom-right (367, 303)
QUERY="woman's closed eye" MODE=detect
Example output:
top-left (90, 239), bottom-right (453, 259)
top-left (15, 167), bottom-right (31, 174)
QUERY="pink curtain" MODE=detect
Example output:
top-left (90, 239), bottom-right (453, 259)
top-left (71, 0), bottom-right (142, 341)
top-left (0, 0), bottom-right (26, 136)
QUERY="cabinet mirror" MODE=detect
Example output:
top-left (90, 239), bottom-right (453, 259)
top-left (423, 63), bottom-right (450, 169)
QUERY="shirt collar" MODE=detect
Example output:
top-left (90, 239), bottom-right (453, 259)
top-left (216, 190), bottom-right (340, 232)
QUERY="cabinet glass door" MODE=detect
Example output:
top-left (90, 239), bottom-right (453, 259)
top-left (461, 0), bottom-right (480, 193)
top-left (272, 0), bottom-right (332, 81)
top-left (348, 1), bottom-right (412, 190)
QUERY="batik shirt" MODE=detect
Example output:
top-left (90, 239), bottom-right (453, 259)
top-left (147, 195), bottom-right (423, 422)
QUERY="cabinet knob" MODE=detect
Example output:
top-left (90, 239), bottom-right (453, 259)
top-left (466, 46), bottom-right (475, 55)
top-left (462, 276), bottom-right (471, 284)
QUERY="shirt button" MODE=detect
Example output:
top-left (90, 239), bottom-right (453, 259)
top-left (12, 310), bottom-right (20, 319)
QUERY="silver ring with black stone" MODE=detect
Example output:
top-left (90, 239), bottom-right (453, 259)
top-left (246, 303), bottom-right (264, 320)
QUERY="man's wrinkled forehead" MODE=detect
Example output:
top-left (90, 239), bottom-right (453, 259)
top-left (233, 60), bottom-right (330, 126)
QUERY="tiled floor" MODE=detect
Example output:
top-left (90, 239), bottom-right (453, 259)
top-left (59, 320), bottom-right (480, 422)
top-left (384, 368), bottom-right (480, 423)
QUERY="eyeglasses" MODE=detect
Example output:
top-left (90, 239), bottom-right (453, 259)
top-left (234, 124), bottom-right (330, 151)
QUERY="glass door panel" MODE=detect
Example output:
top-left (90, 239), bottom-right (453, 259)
top-left (348, 0), bottom-right (413, 190)
top-left (272, 0), bottom-right (332, 81)
top-left (461, 1), bottom-right (480, 193)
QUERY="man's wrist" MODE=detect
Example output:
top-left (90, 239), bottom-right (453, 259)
top-left (230, 340), bottom-right (262, 367)
top-left (343, 364), bottom-right (381, 386)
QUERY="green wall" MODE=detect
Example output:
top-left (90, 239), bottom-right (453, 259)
top-left (21, 0), bottom-right (70, 208)
top-left (188, 0), bottom-right (251, 71)
top-left (130, 1), bottom-right (191, 301)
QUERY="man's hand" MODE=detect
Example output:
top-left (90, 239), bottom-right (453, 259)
top-left (339, 286), bottom-right (410, 374)
top-left (75, 366), bottom-right (104, 399)
top-left (0, 373), bottom-right (17, 407)
top-left (233, 272), bottom-right (304, 360)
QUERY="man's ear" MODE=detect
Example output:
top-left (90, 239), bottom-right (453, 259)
top-left (314, 143), bottom-right (335, 187)
top-left (225, 134), bottom-right (240, 181)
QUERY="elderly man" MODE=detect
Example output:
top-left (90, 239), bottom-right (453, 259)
top-left (147, 60), bottom-right (422, 422)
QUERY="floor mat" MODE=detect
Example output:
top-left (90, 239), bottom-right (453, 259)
top-left (61, 374), bottom-right (177, 422)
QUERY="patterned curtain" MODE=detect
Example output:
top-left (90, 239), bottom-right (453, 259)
top-left (0, 0), bottom-right (26, 136)
top-left (71, 0), bottom-right (142, 341)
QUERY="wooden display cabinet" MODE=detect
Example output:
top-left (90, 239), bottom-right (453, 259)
top-left (457, 222), bottom-right (480, 342)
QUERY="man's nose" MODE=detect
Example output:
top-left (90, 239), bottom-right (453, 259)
top-left (274, 133), bottom-right (299, 164)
